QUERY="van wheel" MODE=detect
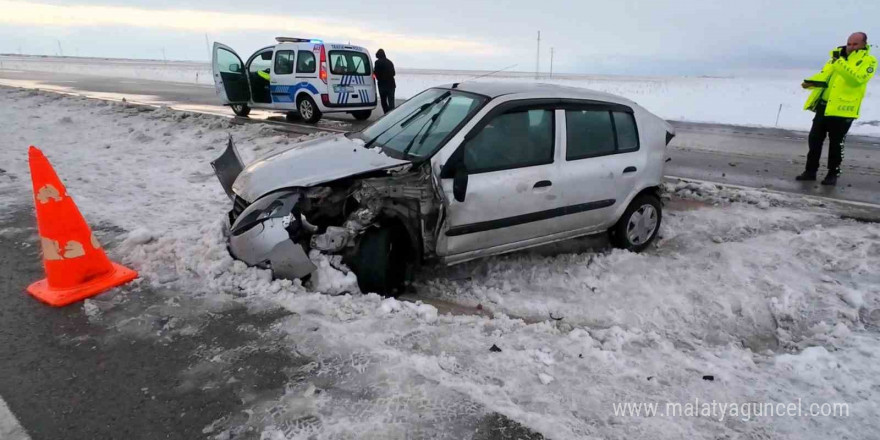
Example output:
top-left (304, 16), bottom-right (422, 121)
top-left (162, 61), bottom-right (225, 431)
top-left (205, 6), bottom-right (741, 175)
top-left (610, 194), bottom-right (662, 252)
top-left (351, 110), bottom-right (372, 121)
top-left (285, 111), bottom-right (301, 122)
top-left (296, 95), bottom-right (321, 123)
top-left (349, 227), bottom-right (407, 296)
top-left (230, 104), bottom-right (250, 117)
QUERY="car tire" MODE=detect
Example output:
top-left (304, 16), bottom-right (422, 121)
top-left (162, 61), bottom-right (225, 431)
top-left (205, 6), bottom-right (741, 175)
top-left (285, 111), bottom-right (301, 122)
top-left (610, 194), bottom-right (662, 252)
top-left (351, 110), bottom-right (372, 121)
top-left (230, 103), bottom-right (250, 117)
top-left (349, 227), bottom-right (407, 296)
top-left (296, 95), bottom-right (322, 124)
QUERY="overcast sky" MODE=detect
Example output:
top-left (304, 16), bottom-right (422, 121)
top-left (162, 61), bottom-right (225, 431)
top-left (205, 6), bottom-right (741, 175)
top-left (0, 0), bottom-right (877, 75)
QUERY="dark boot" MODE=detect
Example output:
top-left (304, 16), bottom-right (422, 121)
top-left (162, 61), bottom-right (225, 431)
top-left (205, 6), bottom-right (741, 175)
top-left (796, 171), bottom-right (817, 181)
top-left (821, 174), bottom-right (837, 186)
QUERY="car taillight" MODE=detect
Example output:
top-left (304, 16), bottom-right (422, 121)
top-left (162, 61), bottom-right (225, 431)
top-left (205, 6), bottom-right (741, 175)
top-left (319, 45), bottom-right (328, 84)
top-left (321, 94), bottom-right (330, 106)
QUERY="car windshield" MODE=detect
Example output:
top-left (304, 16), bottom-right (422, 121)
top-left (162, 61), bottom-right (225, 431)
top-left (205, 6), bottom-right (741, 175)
top-left (353, 88), bottom-right (488, 160)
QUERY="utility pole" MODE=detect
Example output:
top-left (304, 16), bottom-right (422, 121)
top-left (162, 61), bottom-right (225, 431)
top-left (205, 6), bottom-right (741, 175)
top-left (549, 47), bottom-right (554, 78)
top-left (57, 40), bottom-right (63, 57)
top-left (205, 33), bottom-right (210, 61)
top-left (535, 31), bottom-right (541, 80)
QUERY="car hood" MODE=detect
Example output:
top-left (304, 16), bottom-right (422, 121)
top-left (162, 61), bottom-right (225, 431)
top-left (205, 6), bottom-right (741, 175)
top-left (232, 134), bottom-right (410, 202)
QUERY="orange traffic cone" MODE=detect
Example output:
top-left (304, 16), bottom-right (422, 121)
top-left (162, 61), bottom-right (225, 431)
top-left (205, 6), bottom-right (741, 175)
top-left (26, 146), bottom-right (138, 307)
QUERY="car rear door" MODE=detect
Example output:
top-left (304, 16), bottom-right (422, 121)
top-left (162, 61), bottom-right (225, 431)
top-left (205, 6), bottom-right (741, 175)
top-left (212, 42), bottom-right (250, 104)
top-left (555, 104), bottom-right (644, 230)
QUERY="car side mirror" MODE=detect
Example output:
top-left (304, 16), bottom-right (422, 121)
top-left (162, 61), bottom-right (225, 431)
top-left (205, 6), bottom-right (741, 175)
top-left (452, 166), bottom-right (468, 202)
top-left (229, 64), bottom-right (241, 73)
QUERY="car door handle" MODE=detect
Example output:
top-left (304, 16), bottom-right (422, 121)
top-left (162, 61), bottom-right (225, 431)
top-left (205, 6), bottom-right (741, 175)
top-left (623, 166), bottom-right (637, 174)
top-left (533, 180), bottom-right (552, 188)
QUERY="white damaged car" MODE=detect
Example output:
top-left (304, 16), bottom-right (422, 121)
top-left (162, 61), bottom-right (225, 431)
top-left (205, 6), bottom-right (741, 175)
top-left (212, 82), bottom-right (675, 294)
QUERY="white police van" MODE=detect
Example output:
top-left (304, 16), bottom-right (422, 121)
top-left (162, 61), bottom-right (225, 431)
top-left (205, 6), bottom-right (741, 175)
top-left (212, 37), bottom-right (377, 123)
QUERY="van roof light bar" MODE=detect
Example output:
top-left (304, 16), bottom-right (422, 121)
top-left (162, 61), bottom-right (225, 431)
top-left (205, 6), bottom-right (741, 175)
top-left (275, 37), bottom-right (323, 43)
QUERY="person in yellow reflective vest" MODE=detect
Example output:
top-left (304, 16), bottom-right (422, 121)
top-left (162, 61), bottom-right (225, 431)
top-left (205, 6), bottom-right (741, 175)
top-left (797, 32), bottom-right (876, 185)
top-left (257, 68), bottom-right (270, 82)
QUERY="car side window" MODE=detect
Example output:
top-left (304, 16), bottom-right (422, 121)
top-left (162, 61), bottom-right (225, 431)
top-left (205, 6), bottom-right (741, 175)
top-left (566, 109), bottom-right (615, 160)
top-left (464, 108), bottom-right (554, 174)
top-left (566, 109), bottom-right (640, 160)
top-left (274, 50), bottom-right (294, 75)
top-left (297, 50), bottom-right (316, 74)
top-left (613, 111), bottom-right (640, 152)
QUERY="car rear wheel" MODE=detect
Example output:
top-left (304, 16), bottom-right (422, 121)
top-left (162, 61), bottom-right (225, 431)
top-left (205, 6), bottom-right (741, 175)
top-left (351, 110), bottom-right (372, 121)
top-left (297, 95), bottom-right (322, 124)
top-left (230, 103), bottom-right (250, 117)
top-left (610, 194), bottom-right (662, 252)
top-left (348, 227), bottom-right (407, 296)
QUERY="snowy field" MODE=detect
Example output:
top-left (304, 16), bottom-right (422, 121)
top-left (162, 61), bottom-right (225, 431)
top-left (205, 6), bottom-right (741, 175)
top-left (2, 55), bottom-right (879, 136)
top-left (2, 86), bottom-right (880, 439)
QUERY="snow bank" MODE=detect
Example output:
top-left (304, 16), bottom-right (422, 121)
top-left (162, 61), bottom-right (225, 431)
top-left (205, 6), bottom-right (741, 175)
top-left (2, 86), bottom-right (879, 439)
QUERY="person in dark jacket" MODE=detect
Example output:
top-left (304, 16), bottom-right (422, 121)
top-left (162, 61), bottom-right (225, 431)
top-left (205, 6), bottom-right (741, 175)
top-left (374, 49), bottom-right (396, 113)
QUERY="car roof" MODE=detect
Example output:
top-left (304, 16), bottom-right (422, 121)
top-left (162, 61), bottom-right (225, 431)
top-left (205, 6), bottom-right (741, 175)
top-left (437, 81), bottom-right (635, 106)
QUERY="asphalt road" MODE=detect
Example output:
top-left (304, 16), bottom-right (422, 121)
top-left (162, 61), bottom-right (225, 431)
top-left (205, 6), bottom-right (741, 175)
top-left (0, 208), bottom-right (301, 440)
top-left (2, 68), bottom-right (880, 205)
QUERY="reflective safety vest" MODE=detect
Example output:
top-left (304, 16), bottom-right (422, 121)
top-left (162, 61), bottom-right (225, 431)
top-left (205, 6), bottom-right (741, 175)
top-left (803, 46), bottom-right (877, 119)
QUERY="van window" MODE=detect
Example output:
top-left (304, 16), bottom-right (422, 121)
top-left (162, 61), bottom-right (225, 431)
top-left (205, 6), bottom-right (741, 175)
top-left (329, 51), bottom-right (371, 75)
top-left (296, 50), bottom-right (316, 74)
top-left (274, 50), bottom-right (294, 75)
top-left (249, 50), bottom-right (273, 77)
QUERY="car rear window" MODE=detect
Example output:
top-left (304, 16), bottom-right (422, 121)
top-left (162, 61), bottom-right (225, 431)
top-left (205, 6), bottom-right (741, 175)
top-left (329, 51), bottom-right (371, 75)
top-left (566, 110), bottom-right (639, 160)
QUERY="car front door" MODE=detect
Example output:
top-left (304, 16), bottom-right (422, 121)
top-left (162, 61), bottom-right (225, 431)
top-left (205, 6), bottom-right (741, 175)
top-left (438, 104), bottom-right (567, 259)
top-left (212, 42), bottom-right (250, 104)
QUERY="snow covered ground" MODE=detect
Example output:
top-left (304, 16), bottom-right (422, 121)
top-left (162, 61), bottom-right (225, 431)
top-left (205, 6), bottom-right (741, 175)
top-left (2, 55), bottom-right (879, 136)
top-left (2, 86), bottom-right (880, 439)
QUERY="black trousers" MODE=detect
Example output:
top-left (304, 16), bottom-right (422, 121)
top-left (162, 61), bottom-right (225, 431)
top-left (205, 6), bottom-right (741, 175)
top-left (806, 105), bottom-right (853, 176)
top-left (378, 86), bottom-right (395, 114)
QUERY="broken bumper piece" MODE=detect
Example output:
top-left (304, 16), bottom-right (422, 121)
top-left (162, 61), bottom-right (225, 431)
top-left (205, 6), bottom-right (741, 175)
top-left (228, 191), bottom-right (316, 279)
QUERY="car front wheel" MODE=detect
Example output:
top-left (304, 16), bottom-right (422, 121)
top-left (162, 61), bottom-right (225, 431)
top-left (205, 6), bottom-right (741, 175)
top-left (348, 227), bottom-right (407, 296)
top-left (611, 194), bottom-right (662, 252)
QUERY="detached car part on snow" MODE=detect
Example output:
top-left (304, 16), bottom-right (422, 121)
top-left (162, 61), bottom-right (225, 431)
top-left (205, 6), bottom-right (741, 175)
top-left (212, 82), bottom-right (675, 295)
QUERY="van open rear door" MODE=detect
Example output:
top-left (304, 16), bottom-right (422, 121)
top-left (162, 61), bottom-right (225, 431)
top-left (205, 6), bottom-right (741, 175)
top-left (212, 42), bottom-right (250, 104)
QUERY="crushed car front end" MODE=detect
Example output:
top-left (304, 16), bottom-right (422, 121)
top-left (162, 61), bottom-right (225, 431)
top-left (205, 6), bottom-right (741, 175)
top-left (212, 136), bottom-right (444, 292)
